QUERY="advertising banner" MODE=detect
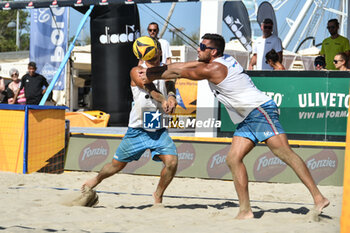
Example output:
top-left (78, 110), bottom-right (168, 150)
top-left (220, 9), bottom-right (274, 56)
top-left (223, 1), bottom-right (252, 53)
top-left (220, 73), bottom-right (350, 139)
top-left (90, 5), bottom-right (140, 126)
top-left (257, 1), bottom-right (278, 36)
top-left (30, 7), bottom-right (68, 90)
top-left (65, 136), bottom-right (345, 186)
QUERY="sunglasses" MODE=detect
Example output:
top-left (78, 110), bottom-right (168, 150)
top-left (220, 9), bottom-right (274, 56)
top-left (199, 43), bottom-right (216, 51)
top-left (314, 62), bottom-right (325, 66)
top-left (327, 26), bottom-right (336, 29)
top-left (264, 26), bottom-right (272, 29)
top-left (333, 59), bottom-right (343, 64)
top-left (11, 73), bottom-right (18, 77)
top-left (148, 29), bottom-right (157, 32)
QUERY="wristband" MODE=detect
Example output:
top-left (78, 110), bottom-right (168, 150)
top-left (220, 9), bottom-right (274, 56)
top-left (146, 65), bottom-right (168, 76)
top-left (168, 93), bottom-right (176, 98)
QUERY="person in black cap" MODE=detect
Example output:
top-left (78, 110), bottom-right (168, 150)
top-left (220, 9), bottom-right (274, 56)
top-left (249, 18), bottom-right (283, 70)
top-left (13, 61), bottom-right (49, 105)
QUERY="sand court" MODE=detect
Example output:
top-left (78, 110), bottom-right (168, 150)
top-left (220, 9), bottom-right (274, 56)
top-left (0, 171), bottom-right (342, 233)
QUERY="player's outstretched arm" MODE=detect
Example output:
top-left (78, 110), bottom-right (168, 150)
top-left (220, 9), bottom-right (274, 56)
top-left (141, 61), bottom-right (209, 82)
top-left (141, 61), bottom-right (226, 85)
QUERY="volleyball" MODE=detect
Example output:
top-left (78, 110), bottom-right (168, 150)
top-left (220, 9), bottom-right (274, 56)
top-left (133, 36), bottom-right (158, 61)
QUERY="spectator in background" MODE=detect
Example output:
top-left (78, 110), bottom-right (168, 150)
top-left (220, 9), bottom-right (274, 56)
top-left (333, 52), bottom-right (350, 71)
top-left (314, 56), bottom-right (327, 71)
top-left (320, 19), bottom-right (350, 70)
top-left (13, 62), bottom-right (49, 105)
top-left (6, 68), bottom-right (26, 104)
top-left (265, 49), bottom-right (285, 70)
top-left (147, 22), bottom-right (172, 65)
top-left (249, 18), bottom-right (283, 70)
top-left (0, 65), bottom-right (5, 103)
top-left (0, 77), bottom-right (4, 93)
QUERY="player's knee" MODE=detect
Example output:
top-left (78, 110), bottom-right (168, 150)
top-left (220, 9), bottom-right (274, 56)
top-left (111, 159), bottom-right (127, 170)
top-left (226, 154), bottom-right (240, 168)
top-left (165, 156), bottom-right (178, 170)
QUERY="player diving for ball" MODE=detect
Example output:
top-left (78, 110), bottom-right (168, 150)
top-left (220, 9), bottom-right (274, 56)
top-left (82, 38), bottom-right (178, 205)
top-left (139, 33), bottom-right (329, 219)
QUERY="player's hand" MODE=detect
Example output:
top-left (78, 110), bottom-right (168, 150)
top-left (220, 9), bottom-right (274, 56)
top-left (167, 95), bottom-right (177, 114)
top-left (138, 68), bottom-right (152, 84)
top-left (162, 100), bottom-right (170, 114)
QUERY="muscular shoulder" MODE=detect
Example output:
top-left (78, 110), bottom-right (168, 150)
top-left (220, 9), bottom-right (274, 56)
top-left (204, 62), bottom-right (228, 84)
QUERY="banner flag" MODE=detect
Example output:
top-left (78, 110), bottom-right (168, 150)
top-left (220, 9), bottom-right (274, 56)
top-left (30, 7), bottom-right (68, 91)
top-left (257, 1), bottom-right (278, 36)
top-left (223, 0), bottom-right (252, 53)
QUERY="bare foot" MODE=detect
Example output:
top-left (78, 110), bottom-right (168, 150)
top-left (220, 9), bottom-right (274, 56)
top-left (153, 192), bottom-right (163, 204)
top-left (314, 197), bottom-right (330, 213)
top-left (234, 210), bottom-right (254, 220)
top-left (81, 177), bottom-right (99, 191)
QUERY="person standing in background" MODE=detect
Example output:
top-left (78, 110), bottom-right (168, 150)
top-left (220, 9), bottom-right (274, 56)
top-left (320, 19), bottom-right (350, 70)
top-left (13, 62), bottom-right (49, 105)
top-left (0, 65), bottom-right (5, 93)
top-left (147, 22), bottom-right (172, 65)
top-left (249, 18), bottom-right (283, 70)
top-left (6, 68), bottom-right (26, 104)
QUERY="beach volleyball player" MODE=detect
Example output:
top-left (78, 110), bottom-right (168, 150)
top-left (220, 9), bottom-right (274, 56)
top-left (82, 37), bottom-right (178, 204)
top-left (139, 33), bottom-right (329, 219)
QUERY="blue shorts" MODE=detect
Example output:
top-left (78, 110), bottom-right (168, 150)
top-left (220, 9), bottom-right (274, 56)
top-left (234, 100), bottom-right (285, 144)
top-left (114, 127), bottom-right (177, 162)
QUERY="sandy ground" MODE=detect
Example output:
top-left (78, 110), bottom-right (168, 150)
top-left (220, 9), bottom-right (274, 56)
top-left (0, 171), bottom-right (342, 233)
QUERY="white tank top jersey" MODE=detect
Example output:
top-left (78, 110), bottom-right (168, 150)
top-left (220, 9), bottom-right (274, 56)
top-left (128, 62), bottom-right (167, 128)
top-left (210, 55), bottom-right (271, 124)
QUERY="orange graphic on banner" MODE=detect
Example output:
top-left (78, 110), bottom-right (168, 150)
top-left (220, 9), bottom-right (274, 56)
top-left (174, 79), bottom-right (197, 116)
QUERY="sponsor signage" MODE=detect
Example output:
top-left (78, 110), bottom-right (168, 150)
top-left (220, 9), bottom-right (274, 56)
top-left (206, 145), bottom-right (231, 178)
top-left (99, 25), bottom-right (140, 44)
top-left (253, 152), bottom-right (287, 181)
top-left (30, 7), bottom-right (68, 90)
top-left (306, 149), bottom-right (338, 184)
top-left (220, 73), bottom-right (350, 138)
top-left (176, 143), bottom-right (196, 174)
top-left (78, 139), bottom-right (109, 170)
top-left (223, 1), bottom-right (252, 53)
top-left (66, 136), bottom-right (345, 186)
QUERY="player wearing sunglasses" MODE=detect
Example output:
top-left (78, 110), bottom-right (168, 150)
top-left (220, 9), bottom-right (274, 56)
top-left (140, 33), bottom-right (329, 220)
